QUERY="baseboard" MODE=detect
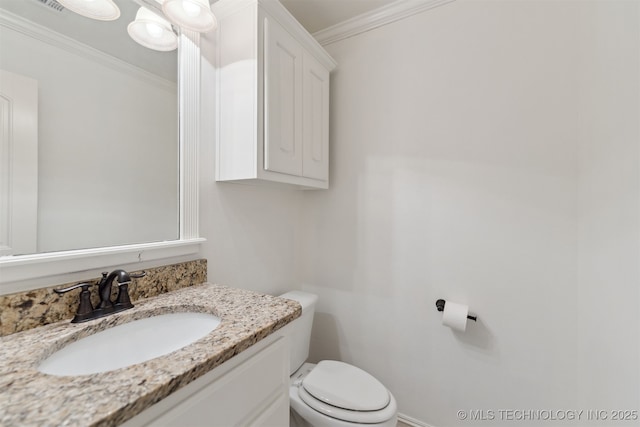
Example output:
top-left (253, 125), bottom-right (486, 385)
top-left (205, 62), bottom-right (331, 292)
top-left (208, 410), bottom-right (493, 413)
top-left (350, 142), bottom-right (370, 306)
top-left (398, 412), bottom-right (435, 427)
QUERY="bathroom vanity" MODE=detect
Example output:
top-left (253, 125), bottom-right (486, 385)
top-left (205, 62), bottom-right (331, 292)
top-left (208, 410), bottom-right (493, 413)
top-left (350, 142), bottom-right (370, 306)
top-left (123, 334), bottom-right (289, 426)
top-left (0, 284), bottom-right (301, 426)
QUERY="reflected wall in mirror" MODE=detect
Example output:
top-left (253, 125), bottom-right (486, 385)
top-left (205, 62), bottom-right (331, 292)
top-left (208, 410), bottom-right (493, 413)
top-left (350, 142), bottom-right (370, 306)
top-left (0, 0), bottom-right (179, 256)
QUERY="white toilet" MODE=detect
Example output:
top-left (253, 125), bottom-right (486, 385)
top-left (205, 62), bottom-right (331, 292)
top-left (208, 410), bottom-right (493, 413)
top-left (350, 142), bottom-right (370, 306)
top-left (280, 291), bottom-right (398, 427)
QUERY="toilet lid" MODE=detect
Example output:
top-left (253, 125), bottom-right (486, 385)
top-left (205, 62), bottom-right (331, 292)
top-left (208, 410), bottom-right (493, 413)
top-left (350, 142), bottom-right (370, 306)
top-left (298, 384), bottom-right (397, 424)
top-left (302, 360), bottom-right (390, 411)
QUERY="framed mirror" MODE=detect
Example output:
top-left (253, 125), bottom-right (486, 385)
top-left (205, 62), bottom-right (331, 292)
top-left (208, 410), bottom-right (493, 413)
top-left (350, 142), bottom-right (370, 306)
top-left (0, 0), bottom-right (202, 290)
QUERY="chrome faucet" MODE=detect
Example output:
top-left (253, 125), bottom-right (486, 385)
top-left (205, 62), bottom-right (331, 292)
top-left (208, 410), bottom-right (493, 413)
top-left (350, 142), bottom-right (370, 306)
top-left (54, 269), bottom-right (146, 323)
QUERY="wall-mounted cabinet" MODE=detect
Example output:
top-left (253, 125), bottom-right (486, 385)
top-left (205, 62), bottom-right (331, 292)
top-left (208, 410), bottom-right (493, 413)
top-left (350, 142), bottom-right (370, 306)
top-left (213, 0), bottom-right (336, 189)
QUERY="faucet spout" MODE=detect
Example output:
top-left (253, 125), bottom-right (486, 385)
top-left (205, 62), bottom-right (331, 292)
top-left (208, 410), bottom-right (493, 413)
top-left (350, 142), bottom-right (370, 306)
top-left (97, 269), bottom-right (132, 310)
top-left (54, 268), bottom-right (144, 323)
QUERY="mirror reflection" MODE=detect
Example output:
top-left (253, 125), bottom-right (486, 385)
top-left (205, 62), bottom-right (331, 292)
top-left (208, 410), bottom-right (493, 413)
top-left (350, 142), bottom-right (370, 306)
top-left (0, 0), bottom-right (179, 256)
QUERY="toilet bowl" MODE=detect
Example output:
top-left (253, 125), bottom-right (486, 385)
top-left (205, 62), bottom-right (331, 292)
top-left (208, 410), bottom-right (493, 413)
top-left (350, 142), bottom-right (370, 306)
top-left (280, 291), bottom-right (398, 427)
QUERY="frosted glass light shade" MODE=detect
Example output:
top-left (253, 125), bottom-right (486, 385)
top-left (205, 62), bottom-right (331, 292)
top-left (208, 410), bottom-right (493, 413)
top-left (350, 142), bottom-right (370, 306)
top-left (162, 0), bottom-right (217, 32)
top-left (127, 7), bottom-right (178, 52)
top-left (57, 0), bottom-right (120, 21)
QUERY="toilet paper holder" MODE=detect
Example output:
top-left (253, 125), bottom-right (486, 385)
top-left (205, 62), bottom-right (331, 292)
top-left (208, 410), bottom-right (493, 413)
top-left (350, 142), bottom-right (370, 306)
top-left (436, 299), bottom-right (477, 322)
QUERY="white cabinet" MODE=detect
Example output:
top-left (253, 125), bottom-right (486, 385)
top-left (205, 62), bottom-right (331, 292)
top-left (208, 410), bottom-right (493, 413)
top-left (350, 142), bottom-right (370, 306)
top-left (302, 52), bottom-right (330, 181)
top-left (263, 16), bottom-right (303, 177)
top-left (214, 0), bottom-right (336, 189)
top-left (121, 336), bottom-right (289, 427)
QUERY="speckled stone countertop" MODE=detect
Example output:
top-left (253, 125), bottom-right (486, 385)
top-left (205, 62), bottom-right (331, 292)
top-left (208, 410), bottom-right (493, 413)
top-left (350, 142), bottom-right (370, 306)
top-left (0, 283), bottom-right (301, 427)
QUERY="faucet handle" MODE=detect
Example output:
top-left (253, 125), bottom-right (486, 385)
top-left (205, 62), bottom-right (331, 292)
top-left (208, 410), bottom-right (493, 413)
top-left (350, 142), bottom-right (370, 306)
top-left (129, 271), bottom-right (146, 279)
top-left (53, 282), bottom-right (95, 295)
top-left (53, 282), bottom-right (95, 323)
top-left (113, 271), bottom-right (144, 310)
top-left (114, 282), bottom-right (134, 309)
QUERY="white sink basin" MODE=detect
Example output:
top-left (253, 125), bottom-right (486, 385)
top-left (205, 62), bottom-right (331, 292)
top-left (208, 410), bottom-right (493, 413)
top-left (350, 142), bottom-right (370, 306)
top-left (38, 312), bottom-right (221, 376)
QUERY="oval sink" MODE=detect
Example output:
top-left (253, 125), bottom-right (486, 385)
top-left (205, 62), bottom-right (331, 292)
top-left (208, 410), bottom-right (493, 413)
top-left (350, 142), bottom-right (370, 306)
top-left (38, 312), bottom-right (221, 376)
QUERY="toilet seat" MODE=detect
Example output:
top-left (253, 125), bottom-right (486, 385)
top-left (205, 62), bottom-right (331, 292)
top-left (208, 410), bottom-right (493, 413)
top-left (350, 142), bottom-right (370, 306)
top-left (297, 361), bottom-right (396, 424)
top-left (302, 361), bottom-right (390, 410)
top-left (298, 384), bottom-right (397, 424)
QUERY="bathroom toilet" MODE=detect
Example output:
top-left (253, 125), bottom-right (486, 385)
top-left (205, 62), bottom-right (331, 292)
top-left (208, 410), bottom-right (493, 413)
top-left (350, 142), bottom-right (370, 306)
top-left (280, 291), bottom-right (397, 427)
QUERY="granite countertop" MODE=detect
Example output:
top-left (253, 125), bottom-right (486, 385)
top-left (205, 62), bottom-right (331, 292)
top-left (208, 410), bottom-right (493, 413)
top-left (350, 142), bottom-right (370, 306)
top-left (0, 283), bottom-right (301, 427)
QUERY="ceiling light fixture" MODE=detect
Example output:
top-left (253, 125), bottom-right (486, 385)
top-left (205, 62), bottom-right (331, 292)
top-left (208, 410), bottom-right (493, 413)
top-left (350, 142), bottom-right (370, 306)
top-left (57, 0), bottom-right (121, 21)
top-left (127, 7), bottom-right (178, 51)
top-left (162, 0), bottom-right (217, 33)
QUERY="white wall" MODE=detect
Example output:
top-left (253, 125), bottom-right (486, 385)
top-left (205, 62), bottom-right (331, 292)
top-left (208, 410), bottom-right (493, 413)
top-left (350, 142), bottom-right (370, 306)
top-left (198, 31), bottom-right (304, 295)
top-left (574, 1), bottom-right (640, 413)
top-left (300, 1), bottom-right (639, 426)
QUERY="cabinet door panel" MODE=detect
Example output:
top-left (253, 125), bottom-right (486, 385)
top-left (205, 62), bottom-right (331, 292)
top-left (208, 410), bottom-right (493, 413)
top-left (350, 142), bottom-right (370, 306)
top-left (246, 394), bottom-right (289, 427)
top-left (302, 53), bottom-right (329, 181)
top-left (264, 16), bottom-right (303, 176)
top-left (142, 338), bottom-right (288, 427)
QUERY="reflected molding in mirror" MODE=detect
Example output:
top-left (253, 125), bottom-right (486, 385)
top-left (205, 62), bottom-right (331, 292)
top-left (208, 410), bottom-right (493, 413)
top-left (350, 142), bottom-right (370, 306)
top-left (0, 13), bottom-right (204, 292)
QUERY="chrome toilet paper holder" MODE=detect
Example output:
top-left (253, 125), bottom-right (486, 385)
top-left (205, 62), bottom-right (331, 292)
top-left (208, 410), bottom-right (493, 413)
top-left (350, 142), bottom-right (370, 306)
top-left (436, 299), bottom-right (477, 322)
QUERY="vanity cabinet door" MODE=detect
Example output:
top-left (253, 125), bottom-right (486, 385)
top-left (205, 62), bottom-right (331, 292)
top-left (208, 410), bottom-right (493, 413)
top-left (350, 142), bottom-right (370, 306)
top-left (302, 52), bottom-right (329, 181)
top-left (122, 337), bottom-right (289, 427)
top-left (263, 15), bottom-right (303, 177)
top-left (247, 394), bottom-right (289, 427)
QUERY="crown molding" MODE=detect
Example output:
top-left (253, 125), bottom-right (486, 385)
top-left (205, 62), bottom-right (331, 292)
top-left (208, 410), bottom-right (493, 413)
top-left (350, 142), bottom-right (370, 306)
top-left (0, 10), bottom-right (175, 91)
top-left (313, 0), bottom-right (456, 46)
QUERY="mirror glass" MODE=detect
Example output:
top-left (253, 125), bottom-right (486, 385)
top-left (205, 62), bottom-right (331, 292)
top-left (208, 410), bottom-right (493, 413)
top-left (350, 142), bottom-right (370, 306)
top-left (0, 0), bottom-right (179, 257)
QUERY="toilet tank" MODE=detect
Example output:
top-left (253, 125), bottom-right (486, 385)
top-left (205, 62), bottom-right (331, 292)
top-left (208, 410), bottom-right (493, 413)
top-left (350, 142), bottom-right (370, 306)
top-left (279, 291), bottom-right (318, 375)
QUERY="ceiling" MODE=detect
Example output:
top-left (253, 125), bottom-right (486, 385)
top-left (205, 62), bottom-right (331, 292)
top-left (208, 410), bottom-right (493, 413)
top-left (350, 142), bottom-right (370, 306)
top-left (279, 0), bottom-right (397, 34)
top-left (0, 0), bottom-right (395, 81)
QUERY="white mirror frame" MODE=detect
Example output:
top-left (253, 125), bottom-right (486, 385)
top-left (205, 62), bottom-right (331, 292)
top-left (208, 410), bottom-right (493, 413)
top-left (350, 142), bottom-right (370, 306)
top-left (0, 29), bottom-right (204, 291)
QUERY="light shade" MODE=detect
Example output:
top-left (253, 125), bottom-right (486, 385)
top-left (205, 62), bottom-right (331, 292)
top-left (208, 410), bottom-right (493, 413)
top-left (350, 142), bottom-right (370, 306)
top-left (57, 0), bottom-right (120, 21)
top-left (127, 7), bottom-right (178, 52)
top-left (162, 0), bottom-right (217, 33)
